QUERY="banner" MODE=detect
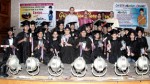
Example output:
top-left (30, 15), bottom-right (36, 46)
top-left (56, 10), bottom-right (110, 22)
top-left (113, 3), bottom-right (148, 28)
top-left (19, 3), bottom-right (56, 29)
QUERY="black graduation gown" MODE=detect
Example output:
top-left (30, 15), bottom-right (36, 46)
top-left (16, 32), bottom-right (31, 63)
top-left (34, 39), bottom-right (50, 65)
top-left (49, 38), bottom-right (61, 58)
top-left (108, 39), bottom-right (122, 64)
top-left (91, 39), bottom-right (103, 62)
top-left (75, 37), bottom-right (92, 64)
top-left (1, 37), bottom-right (17, 63)
top-left (137, 36), bottom-right (148, 50)
top-left (126, 40), bottom-right (141, 61)
top-left (60, 36), bottom-right (75, 64)
top-left (70, 29), bottom-right (79, 40)
top-left (43, 31), bottom-right (51, 44)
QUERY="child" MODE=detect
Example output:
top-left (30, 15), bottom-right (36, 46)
top-left (126, 29), bottom-right (140, 62)
top-left (60, 26), bottom-right (75, 64)
top-left (16, 20), bottom-right (31, 63)
top-left (91, 31), bottom-right (103, 62)
top-left (75, 27), bottom-right (92, 64)
top-left (107, 29), bottom-right (122, 64)
top-left (34, 28), bottom-right (49, 64)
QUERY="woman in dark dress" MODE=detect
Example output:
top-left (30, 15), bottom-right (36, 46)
top-left (16, 20), bottom-right (31, 63)
top-left (75, 28), bottom-right (92, 64)
top-left (34, 28), bottom-right (50, 65)
top-left (60, 27), bottom-right (75, 64)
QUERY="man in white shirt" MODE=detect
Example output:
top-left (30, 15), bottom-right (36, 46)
top-left (64, 7), bottom-right (79, 29)
top-left (105, 11), bottom-right (119, 29)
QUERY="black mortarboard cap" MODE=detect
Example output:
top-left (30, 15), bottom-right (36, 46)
top-left (41, 21), bottom-right (50, 26)
top-left (36, 26), bottom-right (46, 34)
top-left (94, 20), bottom-right (105, 27)
top-left (136, 26), bottom-right (144, 33)
top-left (8, 27), bottom-right (15, 32)
top-left (68, 21), bottom-right (77, 26)
top-left (21, 20), bottom-right (30, 27)
top-left (57, 20), bottom-right (64, 26)
top-left (103, 22), bottom-right (114, 28)
top-left (92, 30), bottom-right (101, 35)
top-left (78, 24), bottom-right (86, 32)
top-left (30, 20), bottom-right (37, 25)
top-left (110, 29), bottom-right (119, 35)
top-left (128, 29), bottom-right (137, 36)
top-left (124, 28), bottom-right (130, 31)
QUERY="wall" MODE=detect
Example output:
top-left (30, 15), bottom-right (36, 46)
top-left (11, 0), bottom-right (150, 34)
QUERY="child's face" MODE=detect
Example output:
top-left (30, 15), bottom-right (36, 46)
top-left (81, 31), bottom-right (86, 37)
top-left (24, 25), bottom-right (29, 31)
top-left (70, 24), bottom-right (75, 30)
top-left (95, 33), bottom-right (100, 39)
top-left (130, 33), bottom-right (135, 39)
top-left (64, 28), bottom-right (70, 35)
top-left (112, 33), bottom-right (117, 39)
top-left (30, 24), bottom-right (35, 31)
top-left (138, 31), bottom-right (143, 37)
top-left (8, 31), bottom-right (13, 36)
top-left (140, 11), bottom-right (144, 15)
top-left (38, 32), bottom-right (43, 38)
top-left (59, 24), bottom-right (64, 30)
top-left (52, 32), bottom-right (58, 38)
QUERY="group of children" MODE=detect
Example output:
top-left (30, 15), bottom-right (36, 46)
top-left (1, 19), bottom-right (149, 65)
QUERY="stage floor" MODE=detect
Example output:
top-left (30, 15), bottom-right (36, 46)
top-left (5, 62), bottom-right (150, 82)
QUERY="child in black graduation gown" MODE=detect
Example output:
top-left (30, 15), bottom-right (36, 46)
top-left (60, 27), bottom-right (75, 64)
top-left (126, 30), bottom-right (140, 62)
top-left (16, 20), bottom-right (31, 63)
top-left (2, 28), bottom-right (17, 63)
top-left (136, 26), bottom-right (148, 56)
top-left (49, 30), bottom-right (61, 57)
top-left (91, 31), bottom-right (104, 62)
top-left (75, 28), bottom-right (92, 64)
top-left (34, 28), bottom-right (50, 65)
top-left (107, 29), bottom-right (122, 64)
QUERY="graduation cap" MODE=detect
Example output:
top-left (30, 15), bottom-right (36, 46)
top-left (36, 26), bottom-right (46, 34)
top-left (30, 20), bottom-right (37, 25)
top-left (68, 21), bottom-right (77, 26)
top-left (116, 27), bottom-right (123, 32)
top-left (85, 23), bottom-right (92, 27)
top-left (21, 20), bottom-right (30, 27)
top-left (57, 20), bottom-right (64, 26)
top-left (94, 20), bottom-right (105, 27)
top-left (109, 29), bottom-right (119, 35)
top-left (92, 30), bottom-right (101, 35)
top-left (128, 29), bottom-right (137, 36)
top-left (136, 26), bottom-right (144, 33)
top-left (40, 21), bottom-right (50, 26)
top-left (8, 26), bottom-right (15, 32)
top-left (78, 24), bottom-right (86, 32)
top-left (124, 28), bottom-right (130, 31)
top-left (103, 22), bottom-right (114, 28)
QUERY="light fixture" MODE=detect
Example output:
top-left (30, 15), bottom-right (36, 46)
top-left (6, 55), bottom-right (22, 75)
top-left (26, 57), bottom-right (40, 76)
top-left (47, 50), bottom-right (64, 77)
top-left (71, 56), bottom-right (87, 77)
top-left (114, 56), bottom-right (130, 76)
top-left (135, 55), bottom-right (149, 75)
top-left (91, 56), bottom-right (107, 77)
